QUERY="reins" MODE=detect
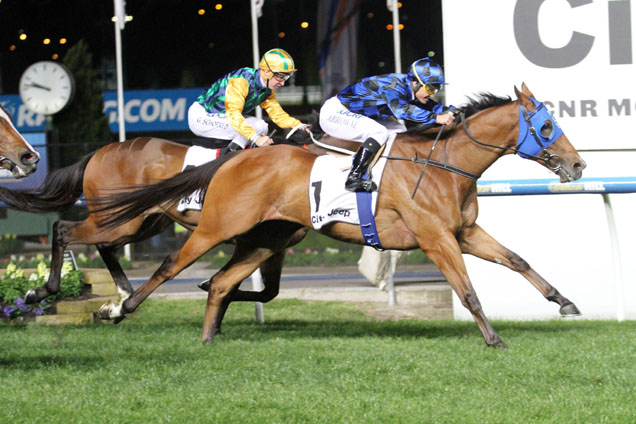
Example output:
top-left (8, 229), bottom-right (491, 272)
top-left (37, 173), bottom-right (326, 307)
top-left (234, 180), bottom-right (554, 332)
top-left (383, 101), bottom-right (566, 198)
top-left (304, 99), bottom-right (565, 199)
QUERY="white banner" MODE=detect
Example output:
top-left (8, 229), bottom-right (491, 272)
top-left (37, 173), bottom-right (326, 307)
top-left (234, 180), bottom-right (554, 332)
top-left (442, 0), bottom-right (635, 151)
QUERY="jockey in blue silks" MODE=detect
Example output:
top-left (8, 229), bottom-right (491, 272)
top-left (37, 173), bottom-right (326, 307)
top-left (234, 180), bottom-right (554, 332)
top-left (320, 58), bottom-right (456, 192)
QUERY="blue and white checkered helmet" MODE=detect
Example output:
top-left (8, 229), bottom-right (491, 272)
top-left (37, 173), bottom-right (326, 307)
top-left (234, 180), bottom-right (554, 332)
top-left (407, 58), bottom-right (447, 87)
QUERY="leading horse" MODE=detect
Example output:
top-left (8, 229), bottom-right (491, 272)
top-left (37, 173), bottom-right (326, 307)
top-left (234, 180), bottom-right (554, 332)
top-left (94, 84), bottom-right (586, 348)
top-left (0, 104), bottom-right (40, 178)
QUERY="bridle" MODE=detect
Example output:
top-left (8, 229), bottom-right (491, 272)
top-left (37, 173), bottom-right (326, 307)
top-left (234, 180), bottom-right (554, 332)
top-left (384, 98), bottom-right (566, 197)
top-left (459, 98), bottom-right (565, 174)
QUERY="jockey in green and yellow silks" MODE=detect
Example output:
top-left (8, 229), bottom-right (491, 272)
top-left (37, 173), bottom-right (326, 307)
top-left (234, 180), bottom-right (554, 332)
top-left (188, 48), bottom-right (310, 155)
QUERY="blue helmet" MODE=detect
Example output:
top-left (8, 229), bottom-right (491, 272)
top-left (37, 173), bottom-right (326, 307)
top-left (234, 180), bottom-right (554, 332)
top-left (407, 58), bottom-right (447, 87)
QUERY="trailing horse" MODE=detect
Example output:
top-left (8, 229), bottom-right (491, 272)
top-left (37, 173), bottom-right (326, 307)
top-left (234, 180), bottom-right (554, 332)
top-left (93, 84), bottom-right (586, 348)
top-left (0, 130), bottom-right (350, 305)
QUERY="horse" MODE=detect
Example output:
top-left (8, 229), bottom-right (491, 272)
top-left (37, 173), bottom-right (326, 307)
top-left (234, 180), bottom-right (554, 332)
top-left (92, 84), bottom-right (586, 348)
top-left (0, 129), bottom-right (348, 305)
top-left (0, 104), bottom-right (40, 178)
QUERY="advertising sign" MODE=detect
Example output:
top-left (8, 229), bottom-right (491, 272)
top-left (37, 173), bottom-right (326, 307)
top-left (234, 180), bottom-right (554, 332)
top-left (442, 0), bottom-right (635, 151)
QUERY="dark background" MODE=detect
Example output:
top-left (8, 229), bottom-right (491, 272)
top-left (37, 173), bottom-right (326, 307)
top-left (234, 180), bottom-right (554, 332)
top-left (0, 0), bottom-right (443, 94)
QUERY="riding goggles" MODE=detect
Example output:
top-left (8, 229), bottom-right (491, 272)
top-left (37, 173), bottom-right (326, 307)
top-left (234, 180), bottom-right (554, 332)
top-left (273, 72), bottom-right (291, 82)
top-left (423, 84), bottom-right (440, 95)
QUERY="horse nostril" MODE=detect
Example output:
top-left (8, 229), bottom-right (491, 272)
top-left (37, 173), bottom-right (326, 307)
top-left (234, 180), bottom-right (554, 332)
top-left (21, 152), bottom-right (40, 165)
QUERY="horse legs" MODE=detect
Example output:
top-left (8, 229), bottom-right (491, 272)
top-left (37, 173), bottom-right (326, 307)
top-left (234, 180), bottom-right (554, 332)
top-left (458, 224), bottom-right (581, 316)
top-left (211, 249), bottom-right (286, 335)
top-left (201, 245), bottom-right (276, 344)
top-left (96, 244), bottom-right (134, 297)
top-left (422, 232), bottom-right (507, 348)
top-left (99, 228), bottom-right (222, 322)
top-left (25, 220), bottom-right (78, 303)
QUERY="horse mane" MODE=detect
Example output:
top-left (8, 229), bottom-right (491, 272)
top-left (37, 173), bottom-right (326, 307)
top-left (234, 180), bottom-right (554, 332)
top-left (404, 92), bottom-right (513, 136)
top-left (459, 92), bottom-right (513, 118)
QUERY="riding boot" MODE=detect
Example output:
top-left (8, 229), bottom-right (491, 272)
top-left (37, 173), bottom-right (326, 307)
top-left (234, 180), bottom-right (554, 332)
top-left (219, 141), bottom-right (243, 157)
top-left (345, 138), bottom-right (382, 192)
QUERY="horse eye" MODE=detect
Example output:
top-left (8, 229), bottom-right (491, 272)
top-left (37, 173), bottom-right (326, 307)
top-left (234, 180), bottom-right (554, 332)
top-left (540, 120), bottom-right (554, 138)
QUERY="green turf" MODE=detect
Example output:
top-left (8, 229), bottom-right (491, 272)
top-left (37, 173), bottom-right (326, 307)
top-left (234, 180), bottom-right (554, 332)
top-left (1, 299), bottom-right (635, 423)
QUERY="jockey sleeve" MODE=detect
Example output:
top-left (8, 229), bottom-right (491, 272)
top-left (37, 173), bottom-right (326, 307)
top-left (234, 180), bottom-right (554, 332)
top-left (260, 92), bottom-right (302, 130)
top-left (337, 73), bottom-right (454, 125)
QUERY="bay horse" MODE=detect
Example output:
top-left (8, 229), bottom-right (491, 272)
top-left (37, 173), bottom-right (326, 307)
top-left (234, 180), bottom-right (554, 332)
top-left (94, 84), bottom-right (585, 348)
top-left (0, 104), bottom-right (40, 178)
top-left (0, 128), bottom-right (342, 305)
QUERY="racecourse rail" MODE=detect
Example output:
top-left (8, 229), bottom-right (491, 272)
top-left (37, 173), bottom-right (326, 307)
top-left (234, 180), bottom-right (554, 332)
top-left (2, 177), bottom-right (634, 320)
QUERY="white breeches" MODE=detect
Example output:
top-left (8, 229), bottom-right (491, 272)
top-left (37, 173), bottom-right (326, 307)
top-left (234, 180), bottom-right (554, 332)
top-left (319, 96), bottom-right (406, 145)
top-left (188, 102), bottom-right (268, 148)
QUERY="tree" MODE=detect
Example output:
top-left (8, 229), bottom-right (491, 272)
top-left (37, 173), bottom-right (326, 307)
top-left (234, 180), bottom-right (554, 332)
top-left (53, 39), bottom-right (113, 168)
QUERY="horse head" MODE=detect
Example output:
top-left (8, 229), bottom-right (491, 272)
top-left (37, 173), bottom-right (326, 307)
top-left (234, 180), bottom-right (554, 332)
top-left (0, 105), bottom-right (40, 178)
top-left (514, 83), bottom-right (585, 182)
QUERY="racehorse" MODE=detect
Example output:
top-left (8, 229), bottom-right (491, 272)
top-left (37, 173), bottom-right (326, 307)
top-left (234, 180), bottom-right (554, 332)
top-left (0, 104), bottom-right (40, 178)
top-left (0, 129), bottom-right (344, 305)
top-left (93, 84), bottom-right (586, 348)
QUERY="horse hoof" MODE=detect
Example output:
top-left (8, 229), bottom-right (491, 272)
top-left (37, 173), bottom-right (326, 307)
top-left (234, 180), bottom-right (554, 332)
top-left (198, 278), bottom-right (211, 292)
top-left (487, 337), bottom-right (508, 349)
top-left (98, 304), bottom-right (113, 320)
top-left (560, 303), bottom-right (581, 317)
top-left (24, 289), bottom-right (39, 304)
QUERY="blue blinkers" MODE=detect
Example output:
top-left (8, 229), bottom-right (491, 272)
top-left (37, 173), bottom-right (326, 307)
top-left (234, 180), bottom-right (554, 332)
top-left (516, 97), bottom-right (563, 159)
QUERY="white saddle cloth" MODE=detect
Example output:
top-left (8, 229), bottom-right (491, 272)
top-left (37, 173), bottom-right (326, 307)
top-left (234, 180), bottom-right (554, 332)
top-left (308, 134), bottom-right (395, 230)
top-left (176, 146), bottom-right (219, 212)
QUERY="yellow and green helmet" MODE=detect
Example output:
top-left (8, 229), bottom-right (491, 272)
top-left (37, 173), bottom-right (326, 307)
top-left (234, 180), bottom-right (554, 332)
top-left (259, 48), bottom-right (297, 74)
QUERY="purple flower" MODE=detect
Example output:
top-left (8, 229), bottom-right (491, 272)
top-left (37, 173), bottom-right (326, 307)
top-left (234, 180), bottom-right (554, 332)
top-left (3, 306), bottom-right (17, 317)
top-left (15, 297), bottom-right (29, 312)
top-left (33, 308), bottom-right (43, 316)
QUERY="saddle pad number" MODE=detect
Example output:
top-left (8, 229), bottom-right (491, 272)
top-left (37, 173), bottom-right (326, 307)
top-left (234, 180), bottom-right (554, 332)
top-left (312, 180), bottom-right (322, 212)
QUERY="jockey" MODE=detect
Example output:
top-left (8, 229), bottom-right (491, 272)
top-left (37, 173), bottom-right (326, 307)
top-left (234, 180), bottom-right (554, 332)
top-left (188, 48), bottom-right (310, 155)
top-left (319, 58), bottom-right (456, 192)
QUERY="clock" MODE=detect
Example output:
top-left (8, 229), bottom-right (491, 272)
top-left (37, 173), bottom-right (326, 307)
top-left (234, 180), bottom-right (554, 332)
top-left (19, 61), bottom-right (75, 115)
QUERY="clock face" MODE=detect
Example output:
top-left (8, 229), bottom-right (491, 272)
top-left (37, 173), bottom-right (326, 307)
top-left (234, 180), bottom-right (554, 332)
top-left (19, 61), bottom-right (75, 115)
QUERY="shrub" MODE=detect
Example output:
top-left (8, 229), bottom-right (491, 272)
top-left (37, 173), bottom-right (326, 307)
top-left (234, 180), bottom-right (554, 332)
top-left (0, 234), bottom-right (24, 255)
top-left (0, 261), bottom-right (85, 320)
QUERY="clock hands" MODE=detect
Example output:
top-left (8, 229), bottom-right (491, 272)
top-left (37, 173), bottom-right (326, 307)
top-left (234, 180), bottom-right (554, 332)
top-left (23, 82), bottom-right (52, 91)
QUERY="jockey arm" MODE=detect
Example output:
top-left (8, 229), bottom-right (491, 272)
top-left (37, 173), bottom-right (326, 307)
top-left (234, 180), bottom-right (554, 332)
top-left (387, 88), bottom-right (456, 125)
top-left (224, 78), bottom-right (262, 142)
top-left (260, 92), bottom-right (304, 130)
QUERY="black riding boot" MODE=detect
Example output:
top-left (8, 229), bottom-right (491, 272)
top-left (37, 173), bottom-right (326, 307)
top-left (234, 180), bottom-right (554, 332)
top-left (345, 138), bottom-right (382, 192)
top-left (219, 141), bottom-right (242, 156)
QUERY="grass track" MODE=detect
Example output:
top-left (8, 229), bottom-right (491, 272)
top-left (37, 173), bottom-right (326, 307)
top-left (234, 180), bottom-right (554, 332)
top-left (1, 298), bottom-right (635, 423)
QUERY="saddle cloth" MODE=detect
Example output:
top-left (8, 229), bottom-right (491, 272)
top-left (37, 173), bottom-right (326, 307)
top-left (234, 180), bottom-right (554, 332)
top-left (308, 134), bottom-right (395, 230)
top-left (176, 145), bottom-right (220, 212)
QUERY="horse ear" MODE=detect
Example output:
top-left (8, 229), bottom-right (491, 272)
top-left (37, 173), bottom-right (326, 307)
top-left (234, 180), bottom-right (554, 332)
top-left (514, 84), bottom-right (535, 111)
top-left (521, 82), bottom-right (534, 98)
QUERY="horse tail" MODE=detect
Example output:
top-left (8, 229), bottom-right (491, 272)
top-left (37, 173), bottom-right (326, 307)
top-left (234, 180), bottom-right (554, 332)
top-left (93, 151), bottom-right (238, 230)
top-left (0, 152), bottom-right (95, 212)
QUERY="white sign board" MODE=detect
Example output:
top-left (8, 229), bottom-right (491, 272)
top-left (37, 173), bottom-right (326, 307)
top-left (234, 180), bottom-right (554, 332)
top-left (442, 0), bottom-right (636, 321)
top-left (442, 0), bottom-right (635, 151)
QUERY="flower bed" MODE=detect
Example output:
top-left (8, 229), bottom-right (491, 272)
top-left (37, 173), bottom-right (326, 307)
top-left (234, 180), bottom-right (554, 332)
top-left (0, 261), bottom-right (86, 322)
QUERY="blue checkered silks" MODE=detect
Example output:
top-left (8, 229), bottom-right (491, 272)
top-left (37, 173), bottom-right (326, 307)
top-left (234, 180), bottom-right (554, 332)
top-left (336, 73), bottom-right (453, 125)
top-left (197, 68), bottom-right (270, 115)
